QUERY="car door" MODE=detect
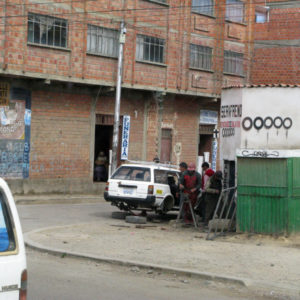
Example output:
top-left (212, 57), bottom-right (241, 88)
top-left (0, 179), bottom-right (27, 300)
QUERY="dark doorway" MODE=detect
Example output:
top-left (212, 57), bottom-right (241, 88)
top-left (198, 134), bottom-right (213, 157)
top-left (223, 160), bottom-right (236, 189)
top-left (198, 125), bottom-right (214, 162)
top-left (94, 125), bottom-right (112, 182)
top-left (95, 125), bottom-right (113, 162)
top-left (160, 129), bottom-right (172, 163)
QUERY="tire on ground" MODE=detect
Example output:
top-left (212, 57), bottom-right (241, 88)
top-left (125, 215), bottom-right (147, 224)
top-left (111, 211), bottom-right (129, 220)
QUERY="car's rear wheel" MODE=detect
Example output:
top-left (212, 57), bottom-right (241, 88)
top-left (161, 196), bottom-right (174, 213)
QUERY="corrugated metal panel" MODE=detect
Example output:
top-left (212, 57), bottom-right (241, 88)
top-left (237, 158), bottom-right (288, 234)
top-left (238, 158), bottom-right (287, 188)
top-left (289, 158), bottom-right (300, 232)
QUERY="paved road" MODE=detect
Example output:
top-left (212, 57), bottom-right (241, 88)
top-left (27, 248), bottom-right (269, 300)
top-left (18, 202), bottom-right (114, 233)
top-left (19, 203), bottom-right (272, 300)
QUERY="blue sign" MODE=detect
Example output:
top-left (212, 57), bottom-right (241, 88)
top-left (24, 109), bottom-right (31, 126)
top-left (200, 110), bottom-right (218, 125)
top-left (211, 139), bottom-right (218, 171)
top-left (121, 115), bottom-right (130, 160)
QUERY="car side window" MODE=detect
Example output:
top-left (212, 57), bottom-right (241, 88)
top-left (167, 172), bottom-right (179, 185)
top-left (154, 170), bottom-right (168, 184)
top-left (0, 190), bottom-right (16, 253)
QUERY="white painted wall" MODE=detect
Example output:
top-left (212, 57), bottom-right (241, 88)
top-left (220, 87), bottom-right (300, 168)
top-left (220, 88), bottom-right (243, 164)
top-left (241, 87), bottom-right (300, 149)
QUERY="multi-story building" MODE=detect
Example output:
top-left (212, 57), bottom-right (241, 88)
top-left (252, 0), bottom-right (300, 84)
top-left (0, 0), bottom-right (252, 194)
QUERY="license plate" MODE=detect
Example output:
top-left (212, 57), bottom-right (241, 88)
top-left (156, 189), bottom-right (162, 195)
top-left (123, 188), bottom-right (133, 195)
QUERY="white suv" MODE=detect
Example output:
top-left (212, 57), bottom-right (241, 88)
top-left (104, 163), bottom-right (180, 213)
top-left (0, 178), bottom-right (27, 300)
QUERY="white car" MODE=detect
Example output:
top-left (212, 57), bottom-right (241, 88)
top-left (0, 178), bottom-right (27, 300)
top-left (104, 162), bottom-right (180, 213)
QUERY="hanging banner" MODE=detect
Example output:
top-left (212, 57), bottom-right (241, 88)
top-left (211, 139), bottom-right (218, 171)
top-left (121, 115), bottom-right (130, 160)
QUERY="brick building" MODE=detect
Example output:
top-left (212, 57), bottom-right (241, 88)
top-left (0, 0), bottom-right (253, 194)
top-left (252, 0), bottom-right (300, 84)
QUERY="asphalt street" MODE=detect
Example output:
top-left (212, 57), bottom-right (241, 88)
top-left (19, 203), bottom-right (274, 300)
top-left (27, 248), bottom-right (270, 300)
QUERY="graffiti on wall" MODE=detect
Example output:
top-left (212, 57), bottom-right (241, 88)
top-left (0, 87), bottom-right (31, 178)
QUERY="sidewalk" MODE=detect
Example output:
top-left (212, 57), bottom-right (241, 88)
top-left (25, 214), bottom-right (300, 299)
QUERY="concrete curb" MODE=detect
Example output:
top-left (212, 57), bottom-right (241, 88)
top-left (24, 229), bottom-right (247, 287)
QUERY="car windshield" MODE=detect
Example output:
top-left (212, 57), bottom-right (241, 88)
top-left (0, 190), bottom-right (16, 253)
top-left (112, 166), bottom-right (151, 182)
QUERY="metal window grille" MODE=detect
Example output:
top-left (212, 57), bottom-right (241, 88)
top-left (192, 0), bottom-right (214, 16)
top-left (136, 35), bottom-right (165, 64)
top-left (28, 13), bottom-right (67, 48)
top-left (190, 44), bottom-right (212, 70)
top-left (87, 25), bottom-right (119, 57)
top-left (226, 0), bottom-right (244, 23)
top-left (224, 51), bottom-right (244, 75)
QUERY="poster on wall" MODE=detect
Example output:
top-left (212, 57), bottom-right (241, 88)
top-left (0, 100), bottom-right (25, 140)
top-left (0, 87), bottom-right (31, 179)
top-left (121, 115), bottom-right (130, 160)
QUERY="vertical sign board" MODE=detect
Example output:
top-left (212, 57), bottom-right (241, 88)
top-left (121, 115), bottom-right (130, 160)
top-left (211, 139), bottom-right (218, 171)
top-left (0, 87), bottom-right (31, 178)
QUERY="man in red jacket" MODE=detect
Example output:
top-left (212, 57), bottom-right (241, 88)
top-left (179, 162), bottom-right (201, 224)
top-left (201, 162), bottom-right (215, 190)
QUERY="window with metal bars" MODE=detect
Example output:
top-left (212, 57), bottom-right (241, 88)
top-left (190, 44), bottom-right (213, 70)
top-left (226, 0), bottom-right (244, 23)
top-left (28, 13), bottom-right (68, 48)
top-left (87, 25), bottom-right (119, 57)
top-left (136, 35), bottom-right (165, 64)
top-left (223, 51), bottom-right (244, 76)
top-left (192, 0), bottom-right (214, 16)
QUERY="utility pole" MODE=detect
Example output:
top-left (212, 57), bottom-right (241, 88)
top-left (111, 21), bottom-right (126, 174)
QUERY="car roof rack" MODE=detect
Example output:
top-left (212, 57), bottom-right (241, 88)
top-left (126, 160), bottom-right (179, 169)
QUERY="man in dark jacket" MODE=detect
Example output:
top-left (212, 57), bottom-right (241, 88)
top-left (204, 170), bottom-right (223, 225)
top-left (179, 163), bottom-right (201, 224)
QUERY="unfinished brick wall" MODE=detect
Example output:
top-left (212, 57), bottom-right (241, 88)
top-left (0, 0), bottom-right (251, 96)
top-left (251, 1), bottom-right (300, 84)
top-left (29, 89), bottom-right (92, 179)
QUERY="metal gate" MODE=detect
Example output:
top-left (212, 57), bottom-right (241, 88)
top-left (206, 186), bottom-right (237, 240)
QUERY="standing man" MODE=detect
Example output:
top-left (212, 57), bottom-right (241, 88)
top-left (196, 162), bottom-right (215, 218)
top-left (204, 170), bottom-right (223, 226)
top-left (179, 162), bottom-right (188, 175)
top-left (177, 162), bottom-right (188, 215)
top-left (201, 162), bottom-right (215, 190)
top-left (179, 163), bottom-right (201, 224)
